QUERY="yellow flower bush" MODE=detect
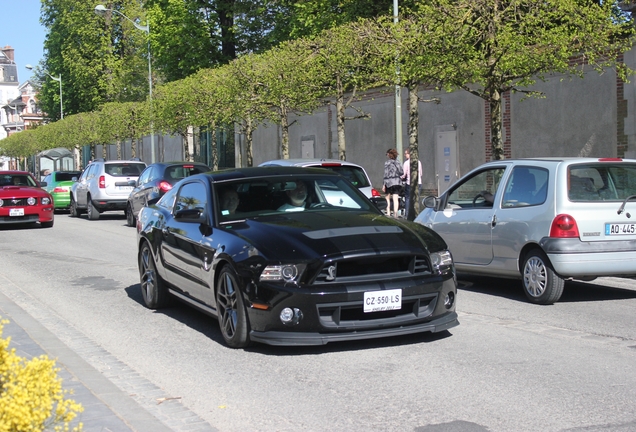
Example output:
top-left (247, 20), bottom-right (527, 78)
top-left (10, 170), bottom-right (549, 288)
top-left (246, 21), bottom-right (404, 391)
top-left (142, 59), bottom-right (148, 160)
top-left (0, 318), bottom-right (83, 432)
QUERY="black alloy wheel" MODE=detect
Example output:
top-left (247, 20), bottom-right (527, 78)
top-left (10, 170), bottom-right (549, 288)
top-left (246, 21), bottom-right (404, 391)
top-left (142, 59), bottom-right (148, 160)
top-left (139, 243), bottom-right (170, 309)
top-left (216, 266), bottom-right (250, 348)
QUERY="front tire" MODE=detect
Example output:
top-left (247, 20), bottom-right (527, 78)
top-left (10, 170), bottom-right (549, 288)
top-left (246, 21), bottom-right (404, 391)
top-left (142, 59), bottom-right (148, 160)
top-left (87, 197), bottom-right (100, 220)
top-left (216, 266), bottom-right (250, 348)
top-left (139, 242), bottom-right (170, 308)
top-left (126, 203), bottom-right (136, 227)
top-left (522, 248), bottom-right (564, 305)
top-left (69, 196), bottom-right (79, 217)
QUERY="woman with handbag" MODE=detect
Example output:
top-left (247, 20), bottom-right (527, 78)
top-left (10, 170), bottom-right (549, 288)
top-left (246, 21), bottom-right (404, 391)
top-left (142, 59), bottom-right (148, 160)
top-left (382, 148), bottom-right (404, 217)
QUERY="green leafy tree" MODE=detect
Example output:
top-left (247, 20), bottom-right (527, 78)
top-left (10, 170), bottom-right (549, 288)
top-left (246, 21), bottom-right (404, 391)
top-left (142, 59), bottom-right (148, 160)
top-left (309, 23), bottom-right (388, 161)
top-left (419, 0), bottom-right (634, 161)
top-left (39, 0), bottom-right (152, 120)
top-left (257, 40), bottom-right (326, 159)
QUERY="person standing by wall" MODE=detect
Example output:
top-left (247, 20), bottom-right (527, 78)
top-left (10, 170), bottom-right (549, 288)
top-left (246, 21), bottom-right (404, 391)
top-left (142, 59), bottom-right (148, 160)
top-left (402, 147), bottom-right (422, 219)
top-left (382, 148), bottom-right (403, 217)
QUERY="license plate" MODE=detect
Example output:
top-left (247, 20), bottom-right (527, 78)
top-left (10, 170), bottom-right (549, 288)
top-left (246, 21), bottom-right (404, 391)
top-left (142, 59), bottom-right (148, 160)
top-left (9, 208), bottom-right (24, 217)
top-left (605, 223), bottom-right (636, 236)
top-left (363, 289), bottom-right (402, 313)
top-left (116, 186), bottom-right (132, 191)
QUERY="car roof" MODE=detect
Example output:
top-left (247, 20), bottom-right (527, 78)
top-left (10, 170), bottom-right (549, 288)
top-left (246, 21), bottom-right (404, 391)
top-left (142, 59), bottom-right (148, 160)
top-left (0, 170), bottom-right (32, 175)
top-left (147, 161), bottom-right (211, 168)
top-left (259, 158), bottom-right (366, 168)
top-left (191, 166), bottom-right (343, 183)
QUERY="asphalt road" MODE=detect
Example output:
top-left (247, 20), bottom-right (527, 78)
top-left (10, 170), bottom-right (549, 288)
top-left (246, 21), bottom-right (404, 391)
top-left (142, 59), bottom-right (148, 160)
top-left (1, 212), bottom-right (635, 432)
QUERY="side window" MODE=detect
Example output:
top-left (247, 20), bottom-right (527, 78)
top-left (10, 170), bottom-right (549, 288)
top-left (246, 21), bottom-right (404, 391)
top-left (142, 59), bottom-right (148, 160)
top-left (43, 174), bottom-right (51, 185)
top-left (175, 182), bottom-right (208, 214)
top-left (138, 167), bottom-right (152, 185)
top-left (85, 164), bottom-right (97, 180)
top-left (158, 187), bottom-right (178, 211)
top-left (503, 166), bottom-right (548, 207)
top-left (446, 168), bottom-right (505, 209)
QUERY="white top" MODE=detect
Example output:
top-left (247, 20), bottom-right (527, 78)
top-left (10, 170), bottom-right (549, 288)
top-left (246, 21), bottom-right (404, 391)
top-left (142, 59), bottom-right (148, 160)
top-left (403, 159), bottom-right (422, 185)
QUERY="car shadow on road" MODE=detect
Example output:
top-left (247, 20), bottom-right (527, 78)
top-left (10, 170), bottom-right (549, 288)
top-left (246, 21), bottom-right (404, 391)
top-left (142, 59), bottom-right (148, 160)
top-left (124, 284), bottom-right (457, 355)
top-left (458, 275), bottom-right (636, 303)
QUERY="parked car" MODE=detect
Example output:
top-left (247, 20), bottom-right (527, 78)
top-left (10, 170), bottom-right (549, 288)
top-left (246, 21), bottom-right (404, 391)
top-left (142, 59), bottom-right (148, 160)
top-left (137, 166), bottom-right (458, 348)
top-left (42, 170), bottom-right (81, 211)
top-left (0, 171), bottom-right (54, 228)
top-left (125, 161), bottom-right (211, 227)
top-left (70, 159), bottom-right (146, 220)
top-left (415, 157), bottom-right (636, 305)
top-left (259, 159), bottom-right (384, 205)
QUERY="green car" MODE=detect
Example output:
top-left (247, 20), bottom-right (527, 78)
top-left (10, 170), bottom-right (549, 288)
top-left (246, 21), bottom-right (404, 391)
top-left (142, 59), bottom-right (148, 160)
top-left (42, 171), bottom-right (81, 210)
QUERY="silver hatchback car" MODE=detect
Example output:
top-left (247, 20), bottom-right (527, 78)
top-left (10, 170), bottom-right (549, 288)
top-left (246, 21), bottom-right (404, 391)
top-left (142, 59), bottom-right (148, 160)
top-left (415, 157), bottom-right (636, 304)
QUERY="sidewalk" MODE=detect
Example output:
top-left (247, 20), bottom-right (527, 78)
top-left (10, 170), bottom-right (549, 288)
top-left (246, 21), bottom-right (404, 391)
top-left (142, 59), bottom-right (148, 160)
top-left (0, 289), bottom-right (193, 432)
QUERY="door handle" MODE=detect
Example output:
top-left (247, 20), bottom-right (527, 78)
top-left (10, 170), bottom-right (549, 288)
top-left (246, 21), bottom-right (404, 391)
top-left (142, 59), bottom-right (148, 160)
top-left (491, 215), bottom-right (497, 227)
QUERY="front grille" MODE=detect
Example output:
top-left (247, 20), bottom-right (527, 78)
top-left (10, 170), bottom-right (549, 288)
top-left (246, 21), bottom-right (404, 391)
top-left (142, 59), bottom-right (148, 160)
top-left (317, 293), bottom-right (437, 328)
top-left (313, 255), bottom-right (431, 284)
top-left (0, 198), bottom-right (28, 207)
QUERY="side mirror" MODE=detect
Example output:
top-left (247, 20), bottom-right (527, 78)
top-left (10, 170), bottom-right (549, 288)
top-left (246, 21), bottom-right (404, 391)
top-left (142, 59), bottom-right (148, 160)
top-left (128, 180), bottom-right (137, 187)
top-left (175, 208), bottom-right (206, 223)
top-left (39, 182), bottom-right (48, 188)
top-left (423, 196), bottom-right (439, 209)
top-left (71, 177), bottom-right (78, 181)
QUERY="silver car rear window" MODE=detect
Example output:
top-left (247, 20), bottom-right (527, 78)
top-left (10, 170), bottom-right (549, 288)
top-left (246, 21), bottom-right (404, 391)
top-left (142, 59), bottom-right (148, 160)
top-left (105, 163), bottom-right (146, 177)
top-left (568, 164), bottom-right (636, 201)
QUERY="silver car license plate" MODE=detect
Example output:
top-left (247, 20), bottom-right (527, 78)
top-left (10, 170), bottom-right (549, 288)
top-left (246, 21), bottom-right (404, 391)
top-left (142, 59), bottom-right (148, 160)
top-left (605, 223), bottom-right (636, 236)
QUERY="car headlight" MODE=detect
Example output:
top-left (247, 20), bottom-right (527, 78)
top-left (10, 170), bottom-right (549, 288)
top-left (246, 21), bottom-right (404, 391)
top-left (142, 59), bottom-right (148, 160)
top-left (430, 250), bottom-right (453, 270)
top-left (0, 199), bottom-right (3, 206)
top-left (27, 197), bottom-right (36, 205)
top-left (260, 264), bottom-right (307, 283)
top-left (41, 197), bottom-right (51, 205)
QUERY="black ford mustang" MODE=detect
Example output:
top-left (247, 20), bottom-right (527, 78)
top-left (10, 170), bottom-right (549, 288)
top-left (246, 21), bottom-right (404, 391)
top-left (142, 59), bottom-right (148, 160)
top-left (136, 166), bottom-right (458, 348)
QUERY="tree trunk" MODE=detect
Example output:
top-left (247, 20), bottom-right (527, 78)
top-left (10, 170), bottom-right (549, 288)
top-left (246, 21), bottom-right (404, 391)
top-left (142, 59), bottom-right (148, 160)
top-left (245, 115), bottom-right (254, 167)
top-left (406, 83), bottom-right (419, 221)
top-left (336, 75), bottom-right (346, 161)
top-left (117, 141), bottom-right (122, 160)
top-left (211, 125), bottom-right (219, 170)
top-left (489, 88), bottom-right (504, 160)
top-left (280, 105), bottom-right (290, 159)
top-left (185, 126), bottom-right (195, 162)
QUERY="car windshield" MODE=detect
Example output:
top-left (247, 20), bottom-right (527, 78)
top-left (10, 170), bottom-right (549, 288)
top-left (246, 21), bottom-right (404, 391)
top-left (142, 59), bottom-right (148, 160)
top-left (215, 175), bottom-right (376, 222)
top-left (568, 163), bottom-right (636, 201)
top-left (0, 175), bottom-right (37, 187)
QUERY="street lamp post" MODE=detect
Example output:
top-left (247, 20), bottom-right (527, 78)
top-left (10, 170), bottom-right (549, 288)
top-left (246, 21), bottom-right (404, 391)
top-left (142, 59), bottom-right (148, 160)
top-left (25, 64), bottom-right (63, 119)
top-left (393, 0), bottom-right (403, 159)
top-left (94, 4), bottom-right (155, 164)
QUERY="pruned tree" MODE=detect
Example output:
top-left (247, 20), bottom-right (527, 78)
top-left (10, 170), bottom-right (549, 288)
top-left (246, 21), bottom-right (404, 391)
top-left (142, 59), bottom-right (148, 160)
top-left (309, 23), bottom-right (388, 161)
top-left (419, 0), bottom-right (634, 161)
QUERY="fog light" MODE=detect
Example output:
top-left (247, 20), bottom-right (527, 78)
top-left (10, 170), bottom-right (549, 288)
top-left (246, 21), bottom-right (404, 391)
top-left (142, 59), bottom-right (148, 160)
top-left (280, 307), bottom-right (294, 323)
top-left (444, 292), bottom-right (455, 309)
top-left (280, 307), bottom-right (303, 325)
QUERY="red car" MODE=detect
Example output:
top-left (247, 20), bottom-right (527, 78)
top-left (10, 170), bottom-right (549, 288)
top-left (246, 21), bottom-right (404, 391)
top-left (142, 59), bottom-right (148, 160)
top-left (0, 171), bottom-right (54, 228)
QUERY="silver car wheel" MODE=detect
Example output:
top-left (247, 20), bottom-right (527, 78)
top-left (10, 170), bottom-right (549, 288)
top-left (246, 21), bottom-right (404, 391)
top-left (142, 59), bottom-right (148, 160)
top-left (523, 255), bottom-right (546, 298)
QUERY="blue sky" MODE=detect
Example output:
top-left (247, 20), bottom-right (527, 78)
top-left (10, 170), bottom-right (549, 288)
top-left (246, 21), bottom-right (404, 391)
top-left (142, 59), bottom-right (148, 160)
top-left (0, 0), bottom-right (47, 82)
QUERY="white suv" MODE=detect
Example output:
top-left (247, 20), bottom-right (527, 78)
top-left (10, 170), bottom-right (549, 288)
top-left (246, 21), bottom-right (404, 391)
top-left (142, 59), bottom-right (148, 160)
top-left (416, 157), bottom-right (636, 304)
top-left (70, 159), bottom-right (146, 220)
